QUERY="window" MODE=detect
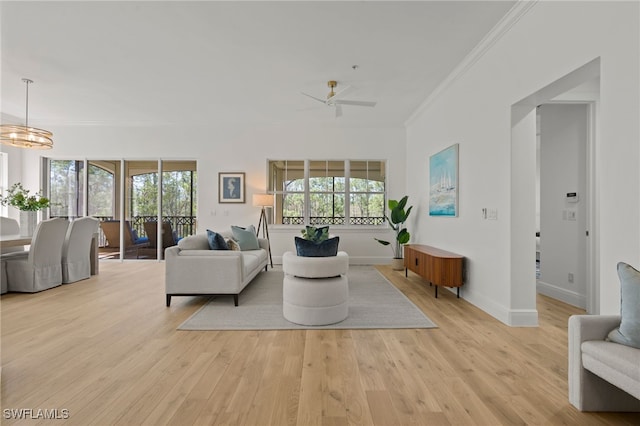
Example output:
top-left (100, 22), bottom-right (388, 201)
top-left (49, 160), bottom-right (85, 219)
top-left (268, 159), bottom-right (386, 226)
top-left (49, 160), bottom-right (115, 220)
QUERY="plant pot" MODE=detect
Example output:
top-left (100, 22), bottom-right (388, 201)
top-left (19, 210), bottom-right (37, 237)
top-left (391, 258), bottom-right (404, 271)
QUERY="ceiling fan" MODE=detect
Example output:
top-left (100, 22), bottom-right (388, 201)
top-left (301, 80), bottom-right (376, 118)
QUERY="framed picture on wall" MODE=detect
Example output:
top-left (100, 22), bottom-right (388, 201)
top-left (429, 143), bottom-right (459, 217)
top-left (219, 172), bottom-right (245, 203)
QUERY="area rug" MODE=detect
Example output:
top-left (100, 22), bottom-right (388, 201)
top-left (178, 266), bottom-right (437, 330)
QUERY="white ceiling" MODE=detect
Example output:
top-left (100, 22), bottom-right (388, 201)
top-left (1, 1), bottom-right (515, 128)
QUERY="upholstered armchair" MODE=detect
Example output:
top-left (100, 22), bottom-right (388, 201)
top-left (100, 220), bottom-right (149, 258)
top-left (144, 221), bottom-right (178, 249)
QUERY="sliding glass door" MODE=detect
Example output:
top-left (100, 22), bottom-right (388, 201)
top-left (48, 159), bottom-right (196, 261)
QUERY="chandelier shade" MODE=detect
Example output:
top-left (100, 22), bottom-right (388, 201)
top-left (0, 78), bottom-right (53, 149)
top-left (0, 124), bottom-right (53, 149)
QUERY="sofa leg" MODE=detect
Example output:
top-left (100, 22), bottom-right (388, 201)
top-left (166, 295), bottom-right (171, 307)
top-left (234, 294), bottom-right (239, 306)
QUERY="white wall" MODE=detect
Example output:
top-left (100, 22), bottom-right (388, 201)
top-left (405, 1), bottom-right (639, 324)
top-left (3, 123), bottom-right (405, 264)
top-left (537, 104), bottom-right (588, 308)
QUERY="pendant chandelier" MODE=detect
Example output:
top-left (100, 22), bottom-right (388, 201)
top-left (0, 78), bottom-right (53, 149)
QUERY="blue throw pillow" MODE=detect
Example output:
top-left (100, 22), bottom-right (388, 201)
top-left (206, 229), bottom-right (229, 250)
top-left (231, 225), bottom-right (260, 250)
top-left (607, 262), bottom-right (640, 349)
top-left (295, 236), bottom-right (339, 257)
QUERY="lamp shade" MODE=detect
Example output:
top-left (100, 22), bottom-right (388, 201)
top-left (253, 193), bottom-right (274, 207)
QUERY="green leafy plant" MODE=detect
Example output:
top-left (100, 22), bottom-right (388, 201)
top-left (300, 225), bottom-right (329, 243)
top-left (374, 195), bottom-right (413, 259)
top-left (0, 183), bottom-right (51, 211)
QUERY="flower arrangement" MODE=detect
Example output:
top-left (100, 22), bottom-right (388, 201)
top-left (0, 183), bottom-right (51, 211)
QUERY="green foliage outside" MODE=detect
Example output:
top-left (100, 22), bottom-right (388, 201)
top-left (132, 171), bottom-right (197, 218)
top-left (282, 177), bottom-right (384, 221)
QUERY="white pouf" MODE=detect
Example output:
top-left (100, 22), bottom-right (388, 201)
top-left (282, 251), bottom-right (349, 326)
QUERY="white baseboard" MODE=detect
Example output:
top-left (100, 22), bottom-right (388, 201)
top-left (536, 280), bottom-right (586, 309)
top-left (458, 286), bottom-right (539, 327)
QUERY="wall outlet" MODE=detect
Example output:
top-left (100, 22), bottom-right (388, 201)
top-left (568, 273), bottom-right (574, 283)
top-left (567, 210), bottom-right (576, 221)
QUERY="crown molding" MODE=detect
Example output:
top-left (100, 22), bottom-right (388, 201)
top-left (405, 0), bottom-right (539, 127)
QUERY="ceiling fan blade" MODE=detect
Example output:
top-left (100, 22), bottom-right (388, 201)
top-left (335, 104), bottom-right (343, 118)
top-left (334, 99), bottom-right (377, 107)
top-left (300, 92), bottom-right (327, 104)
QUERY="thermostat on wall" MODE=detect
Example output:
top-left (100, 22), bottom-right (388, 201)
top-left (566, 192), bottom-right (579, 203)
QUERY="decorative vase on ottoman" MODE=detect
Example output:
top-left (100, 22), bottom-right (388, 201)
top-left (20, 210), bottom-right (37, 237)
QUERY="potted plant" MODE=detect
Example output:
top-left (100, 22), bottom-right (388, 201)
top-left (375, 195), bottom-right (413, 270)
top-left (0, 183), bottom-right (51, 236)
top-left (300, 225), bottom-right (329, 243)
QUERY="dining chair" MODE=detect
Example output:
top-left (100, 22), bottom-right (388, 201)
top-left (62, 217), bottom-right (99, 284)
top-left (4, 217), bottom-right (69, 293)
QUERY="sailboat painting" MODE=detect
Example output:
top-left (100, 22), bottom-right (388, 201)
top-left (429, 144), bottom-right (459, 217)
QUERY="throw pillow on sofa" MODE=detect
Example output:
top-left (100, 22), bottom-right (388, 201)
top-left (231, 225), bottom-right (260, 250)
top-left (225, 238), bottom-right (241, 251)
top-left (206, 229), bottom-right (229, 250)
top-left (295, 236), bottom-right (339, 257)
top-left (607, 262), bottom-right (640, 349)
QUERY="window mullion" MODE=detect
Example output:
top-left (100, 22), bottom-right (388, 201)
top-left (304, 159), bottom-right (309, 225)
top-left (345, 159), bottom-right (350, 226)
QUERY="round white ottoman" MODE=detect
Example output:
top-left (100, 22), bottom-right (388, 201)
top-left (282, 251), bottom-right (349, 326)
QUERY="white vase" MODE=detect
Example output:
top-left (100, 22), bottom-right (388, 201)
top-left (19, 210), bottom-right (38, 237)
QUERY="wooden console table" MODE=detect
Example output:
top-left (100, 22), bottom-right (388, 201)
top-left (403, 244), bottom-right (465, 298)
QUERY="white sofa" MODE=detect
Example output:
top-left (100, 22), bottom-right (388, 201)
top-left (164, 233), bottom-right (268, 307)
top-left (568, 315), bottom-right (640, 411)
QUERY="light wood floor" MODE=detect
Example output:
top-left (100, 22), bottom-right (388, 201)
top-left (2, 262), bottom-right (639, 425)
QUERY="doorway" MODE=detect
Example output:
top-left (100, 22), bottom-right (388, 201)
top-left (510, 58), bottom-right (600, 325)
top-left (536, 103), bottom-right (591, 309)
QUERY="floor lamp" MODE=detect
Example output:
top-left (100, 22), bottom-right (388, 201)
top-left (253, 193), bottom-right (274, 268)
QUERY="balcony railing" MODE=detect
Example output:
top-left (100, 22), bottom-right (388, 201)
top-left (282, 216), bottom-right (385, 225)
top-left (50, 215), bottom-right (196, 247)
top-left (131, 215), bottom-right (196, 240)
